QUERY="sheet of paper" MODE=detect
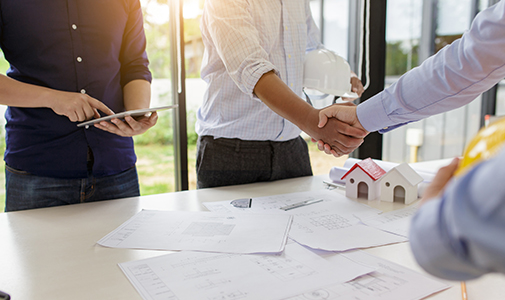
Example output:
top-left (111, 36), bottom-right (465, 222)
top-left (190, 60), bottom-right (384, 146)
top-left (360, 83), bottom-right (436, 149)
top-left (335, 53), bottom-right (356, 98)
top-left (289, 199), bottom-right (407, 251)
top-left (283, 250), bottom-right (450, 300)
top-left (97, 210), bottom-right (292, 254)
top-left (205, 190), bottom-right (407, 252)
top-left (119, 242), bottom-right (375, 300)
top-left (203, 189), bottom-right (379, 214)
top-left (360, 204), bottom-right (420, 238)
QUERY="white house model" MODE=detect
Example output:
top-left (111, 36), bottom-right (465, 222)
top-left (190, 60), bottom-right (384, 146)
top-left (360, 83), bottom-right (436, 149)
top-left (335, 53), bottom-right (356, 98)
top-left (379, 163), bottom-right (423, 204)
top-left (341, 158), bottom-right (386, 200)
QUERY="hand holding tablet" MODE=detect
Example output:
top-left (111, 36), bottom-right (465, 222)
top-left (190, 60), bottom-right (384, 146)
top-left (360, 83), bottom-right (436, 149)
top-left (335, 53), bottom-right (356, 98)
top-left (77, 105), bottom-right (177, 128)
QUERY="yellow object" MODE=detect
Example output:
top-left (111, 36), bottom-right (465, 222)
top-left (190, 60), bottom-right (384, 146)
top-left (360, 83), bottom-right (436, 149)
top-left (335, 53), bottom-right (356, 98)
top-left (456, 116), bottom-right (505, 176)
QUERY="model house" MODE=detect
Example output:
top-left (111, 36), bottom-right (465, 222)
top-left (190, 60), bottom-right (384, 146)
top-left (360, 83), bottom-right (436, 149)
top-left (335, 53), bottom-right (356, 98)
top-left (341, 158), bottom-right (386, 200)
top-left (379, 163), bottom-right (424, 204)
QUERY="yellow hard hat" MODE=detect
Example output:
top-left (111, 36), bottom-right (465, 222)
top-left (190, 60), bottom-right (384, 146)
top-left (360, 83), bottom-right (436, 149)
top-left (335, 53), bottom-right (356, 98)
top-left (456, 116), bottom-right (505, 176)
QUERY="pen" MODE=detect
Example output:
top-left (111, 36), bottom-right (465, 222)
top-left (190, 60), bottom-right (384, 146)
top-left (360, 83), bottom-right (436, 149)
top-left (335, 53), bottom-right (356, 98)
top-left (280, 199), bottom-right (323, 211)
top-left (323, 180), bottom-right (345, 189)
top-left (461, 282), bottom-right (468, 300)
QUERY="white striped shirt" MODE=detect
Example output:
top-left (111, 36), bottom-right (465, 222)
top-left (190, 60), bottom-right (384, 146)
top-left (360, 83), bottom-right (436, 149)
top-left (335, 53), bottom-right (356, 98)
top-left (196, 0), bottom-right (322, 141)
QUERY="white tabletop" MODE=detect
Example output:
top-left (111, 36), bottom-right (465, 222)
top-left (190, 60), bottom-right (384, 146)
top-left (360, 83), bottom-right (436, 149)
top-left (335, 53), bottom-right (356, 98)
top-left (1, 174), bottom-right (504, 300)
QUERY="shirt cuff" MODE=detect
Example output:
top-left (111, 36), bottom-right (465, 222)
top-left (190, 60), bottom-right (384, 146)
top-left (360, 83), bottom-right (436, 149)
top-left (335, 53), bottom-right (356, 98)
top-left (244, 61), bottom-right (280, 97)
top-left (357, 93), bottom-right (414, 133)
top-left (356, 93), bottom-right (393, 132)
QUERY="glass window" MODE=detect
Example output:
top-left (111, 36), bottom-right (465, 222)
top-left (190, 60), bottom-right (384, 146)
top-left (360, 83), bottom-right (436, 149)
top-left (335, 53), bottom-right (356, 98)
top-left (435, 0), bottom-right (472, 52)
top-left (385, 0), bottom-right (423, 77)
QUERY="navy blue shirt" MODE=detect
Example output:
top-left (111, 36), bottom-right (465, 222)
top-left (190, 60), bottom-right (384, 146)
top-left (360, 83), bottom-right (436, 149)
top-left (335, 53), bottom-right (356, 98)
top-left (0, 0), bottom-right (152, 178)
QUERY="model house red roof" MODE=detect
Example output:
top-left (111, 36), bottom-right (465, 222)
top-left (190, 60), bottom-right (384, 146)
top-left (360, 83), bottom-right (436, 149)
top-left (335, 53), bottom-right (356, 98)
top-left (341, 158), bottom-right (386, 181)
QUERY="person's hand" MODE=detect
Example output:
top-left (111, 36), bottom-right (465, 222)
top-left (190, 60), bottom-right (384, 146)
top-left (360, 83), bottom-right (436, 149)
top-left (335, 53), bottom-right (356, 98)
top-left (314, 103), bottom-right (369, 157)
top-left (420, 157), bottom-right (460, 206)
top-left (342, 72), bottom-right (364, 101)
top-left (93, 112), bottom-right (158, 137)
top-left (303, 107), bottom-right (368, 157)
top-left (48, 91), bottom-right (115, 122)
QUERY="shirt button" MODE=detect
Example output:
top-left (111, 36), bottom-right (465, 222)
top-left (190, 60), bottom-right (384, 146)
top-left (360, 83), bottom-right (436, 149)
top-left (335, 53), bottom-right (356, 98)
top-left (80, 89), bottom-right (86, 94)
top-left (290, 83), bottom-right (293, 87)
top-left (76, 57), bottom-right (82, 62)
top-left (72, 24), bottom-right (77, 30)
top-left (288, 54), bottom-right (291, 59)
top-left (285, 26), bottom-right (288, 30)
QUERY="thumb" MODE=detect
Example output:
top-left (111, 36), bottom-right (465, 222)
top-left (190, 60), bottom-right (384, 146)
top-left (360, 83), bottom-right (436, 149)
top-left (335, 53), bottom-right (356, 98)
top-left (318, 111), bottom-right (331, 128)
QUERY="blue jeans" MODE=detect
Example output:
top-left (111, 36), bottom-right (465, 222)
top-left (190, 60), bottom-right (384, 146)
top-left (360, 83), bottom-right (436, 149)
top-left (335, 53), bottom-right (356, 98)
top-left (5, 165), bottom-right (140, 212)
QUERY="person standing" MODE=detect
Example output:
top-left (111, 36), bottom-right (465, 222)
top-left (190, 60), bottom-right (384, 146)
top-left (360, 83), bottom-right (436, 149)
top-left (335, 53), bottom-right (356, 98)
top-left (196, 0), bottom-right (366, 188)
top-left (0, 0), bottom-right (157, 211)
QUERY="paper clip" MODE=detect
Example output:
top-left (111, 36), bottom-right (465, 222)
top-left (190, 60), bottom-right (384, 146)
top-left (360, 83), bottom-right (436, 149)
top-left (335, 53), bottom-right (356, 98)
top-left (280, 199), bottom-right (323, 211)
top-left (230, 198), bottom-right (252, 208)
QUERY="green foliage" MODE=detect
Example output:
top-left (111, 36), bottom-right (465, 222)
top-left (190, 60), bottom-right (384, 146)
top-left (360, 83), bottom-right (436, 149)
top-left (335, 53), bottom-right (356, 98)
top-left (133, 109), bottom-right (198, 146)
top-left (0, 51), bottom-right (9, 75)
top-left (134, 112), bottom-right (174, 145)
top-left (386, 41), bottom-right (419, 76)
top-left (140, 182), bottom-right (174, 195)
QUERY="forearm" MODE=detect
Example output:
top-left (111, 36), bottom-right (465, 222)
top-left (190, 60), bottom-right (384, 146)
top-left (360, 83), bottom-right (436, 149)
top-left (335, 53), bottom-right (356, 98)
top-left (253, 71), bottom-right (317, 133)
top-left (0, 74), bottom-right (58, 108)
top-left (123, 79), bottom-right (151, 111)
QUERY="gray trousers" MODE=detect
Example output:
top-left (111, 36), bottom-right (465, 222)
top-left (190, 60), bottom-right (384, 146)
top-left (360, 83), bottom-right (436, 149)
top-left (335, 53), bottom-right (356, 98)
top-left (196, 135), bottom-right (313, 188)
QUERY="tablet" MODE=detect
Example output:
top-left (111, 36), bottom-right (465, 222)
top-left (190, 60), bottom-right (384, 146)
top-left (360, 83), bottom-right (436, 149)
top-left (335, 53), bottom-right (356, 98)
top-left (77, 105), bottom-right (178, 128)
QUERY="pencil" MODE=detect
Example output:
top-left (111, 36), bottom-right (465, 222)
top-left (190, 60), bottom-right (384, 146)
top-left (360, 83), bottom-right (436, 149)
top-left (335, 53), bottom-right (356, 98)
top-left (461, 282), bottom-right (468, 300)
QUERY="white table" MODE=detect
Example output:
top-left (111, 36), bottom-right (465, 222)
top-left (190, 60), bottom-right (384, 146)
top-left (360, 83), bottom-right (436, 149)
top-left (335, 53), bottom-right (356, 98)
top-left (1, 174), bottom-right (504, 300)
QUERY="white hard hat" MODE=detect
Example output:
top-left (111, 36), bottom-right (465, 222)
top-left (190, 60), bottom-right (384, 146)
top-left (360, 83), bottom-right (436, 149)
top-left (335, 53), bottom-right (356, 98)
top-left (303, 48), bottom-right (358, 98)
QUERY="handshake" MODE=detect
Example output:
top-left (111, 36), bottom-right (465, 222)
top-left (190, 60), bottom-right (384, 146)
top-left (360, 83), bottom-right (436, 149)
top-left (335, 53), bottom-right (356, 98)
top-left (310, 103), bottom-right (369, 157)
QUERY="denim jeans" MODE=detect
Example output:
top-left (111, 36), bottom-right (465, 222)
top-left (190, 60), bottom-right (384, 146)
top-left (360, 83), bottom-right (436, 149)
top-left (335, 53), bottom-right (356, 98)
top-left (5, 165), bottom-right (140, 212)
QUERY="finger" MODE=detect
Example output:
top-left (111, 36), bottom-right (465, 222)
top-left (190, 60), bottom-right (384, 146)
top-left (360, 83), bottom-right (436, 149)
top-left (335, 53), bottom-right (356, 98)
top-left (335, 120), bottom-right (368, 139)
top-left (124, 115), bottom-right (142, 131)
top-left (318, 112), bottom-right (330, 128)
top-left (72, 107), bottom-right (84, 122)
top-left (317, 140), bottom-right (325, 151)
top-left (88, 98), bottom-right (115, 116)
top-left (111, 118), bottom-right (134, 135)
top-left (421, 158), bottom-right (459, 203)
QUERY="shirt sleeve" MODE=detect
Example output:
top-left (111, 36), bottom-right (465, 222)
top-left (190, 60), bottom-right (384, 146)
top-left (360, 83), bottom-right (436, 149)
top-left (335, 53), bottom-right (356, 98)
top-left (357, 1), bottom-right (505, 133)
top-left (202, 0), bottom-right (279, 96)
top-left (409, 147), bottom-right (505, 281)
top-left (119, 0), bottom-right (152, 87)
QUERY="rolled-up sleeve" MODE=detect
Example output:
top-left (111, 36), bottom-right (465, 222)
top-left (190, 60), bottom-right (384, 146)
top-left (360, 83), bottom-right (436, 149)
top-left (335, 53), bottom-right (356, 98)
top-left (203, 0), bottom-right (279, 95)
top-left (119, 0), bottom-right (152, 87)
top-left (410, 147), bottom-right (505, 281)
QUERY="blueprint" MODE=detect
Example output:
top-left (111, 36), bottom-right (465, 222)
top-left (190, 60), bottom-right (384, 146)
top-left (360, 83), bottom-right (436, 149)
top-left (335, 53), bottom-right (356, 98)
top-left (97, 210), bottom-right (292, 254)
top-left (204, 190), bottom-right (407, 251)
top-left (283, 250), bottom-right (450, 300)
top-left (119, 242), bottom-right (375, 300)
top-left (360, 204), bottom-right (420, 238)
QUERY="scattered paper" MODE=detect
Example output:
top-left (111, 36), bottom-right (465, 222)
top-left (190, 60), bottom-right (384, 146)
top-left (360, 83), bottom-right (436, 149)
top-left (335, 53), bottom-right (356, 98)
top-left (205, 190), bottom-right (407, 252)
top-left (119, 242), bottom-right (375, 300)
top-left (360, 204), bottom-right (420, 238)
top-left (283, 250), bottom-right (451, 300)
top-left (98, 210), bottom-right (292, 254)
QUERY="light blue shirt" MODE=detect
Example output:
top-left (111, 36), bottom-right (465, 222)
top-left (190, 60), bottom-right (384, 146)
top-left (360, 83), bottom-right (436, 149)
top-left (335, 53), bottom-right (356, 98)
top-left (196, 0), bottom-right (322, 141)
top-left (410, 147), bottom-right (505, 281)
top-left (357, 1), bottom-right (505, 134)
top-left (357, 1), bottom-right (505, 280)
